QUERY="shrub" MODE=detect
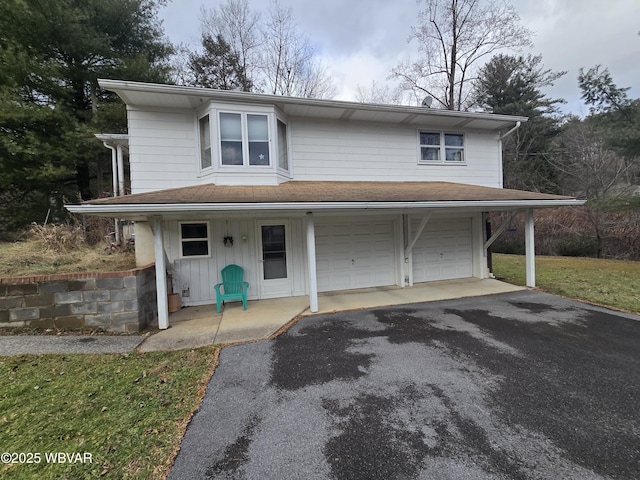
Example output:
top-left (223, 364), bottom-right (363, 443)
top-left (27, 222), bottom-right (85, 253)
top-left (554, 235), bottom-right (599, 257)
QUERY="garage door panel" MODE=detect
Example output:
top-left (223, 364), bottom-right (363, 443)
top-left (316, 220), bottom-right (395, 292)
top-left (412, 218), bottom-right (473, 282)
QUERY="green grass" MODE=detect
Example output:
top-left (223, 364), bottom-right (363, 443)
top-left (0, 347), bottom-right (219, 479)
top-left (493, 254), bottom-right (640, 314)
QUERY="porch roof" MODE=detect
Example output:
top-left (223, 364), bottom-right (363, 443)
top-left (66, 181), bottom-right (584, 220)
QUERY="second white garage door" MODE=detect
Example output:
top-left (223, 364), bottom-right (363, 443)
top-left (315, 220), bottom-right (396, 292)
top-left (412, 218), bottom-right (473, 282)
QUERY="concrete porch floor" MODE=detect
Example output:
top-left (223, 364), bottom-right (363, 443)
top-left (137, 278), bottom-right (525, 352)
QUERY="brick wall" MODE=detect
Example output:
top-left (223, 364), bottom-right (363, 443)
top-left (0, 264), bottom-right (157, 333)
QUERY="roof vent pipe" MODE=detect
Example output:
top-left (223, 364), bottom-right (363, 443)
top-left (500, 121), bottom-right (521, 139)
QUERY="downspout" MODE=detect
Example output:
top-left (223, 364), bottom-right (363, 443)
top-left (116, 143), bottom-right (125, 198)
top-left (500, 121), bottom-right (521, 140)
top-left (103, 142), bottom-right (120, 244)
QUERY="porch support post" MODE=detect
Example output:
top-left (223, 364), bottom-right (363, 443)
top-left (525, 208), bottom-right (536, 288)
top-left (151, 216), bottom-right (169, 329)
top-left (306, 212), bottom-right (318, 313)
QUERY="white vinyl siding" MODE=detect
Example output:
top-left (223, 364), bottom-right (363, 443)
top-left (290, 119), bottom-right (501, 187)
top-left (315, 220), bottom-right (396, 292)
top-left (127, 108), bottom-right (198, 193)
top-left (412, 218), bottom-right (473, 282)
top-left (164, 217), bottom-right (306, 306)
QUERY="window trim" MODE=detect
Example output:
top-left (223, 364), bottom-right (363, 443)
top-left (417, 130), bottom-right (466, 165)
top-left (179, 221), bottom-right (211, 259)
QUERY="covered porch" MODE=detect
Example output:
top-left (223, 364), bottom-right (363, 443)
top-left (138, 278), bottom-right (525, 351)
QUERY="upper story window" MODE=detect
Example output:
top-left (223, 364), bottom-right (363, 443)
top-left (199, 115), bottom-right (212, 169)
top-left (419, 131), bottom-right (465, 164)
top-left (220, 112), bottom-right (270, 166)
top-left (196, 105), bottom-right (291, 179)
top-left (277, 119), bottom-right (288, 171)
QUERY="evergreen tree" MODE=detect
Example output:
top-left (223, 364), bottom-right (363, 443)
top-left (473, 54), bottom-right (566, 192)
top-left (188, 34), bottom-right (253, 91)
top-left (0, 0), bottom-right (173, 236)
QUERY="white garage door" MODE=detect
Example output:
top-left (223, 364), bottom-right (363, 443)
top-left (412, 218), bottom-right (473, 282)
top-left (315, 221), bottom-right (396, 292)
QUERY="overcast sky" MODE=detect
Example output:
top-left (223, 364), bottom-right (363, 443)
top-left (159, 0), bottom-right (640, 116)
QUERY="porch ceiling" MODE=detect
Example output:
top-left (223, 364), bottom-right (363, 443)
top-left (66, 181), bottom-right (584, 220)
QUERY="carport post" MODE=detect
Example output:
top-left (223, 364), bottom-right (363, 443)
top-left (306, 212), bottom-right (318, 312)
top-left (151, 216), bottom-right (169, 329)
top-left (525, 209), bottom-right (536, 288)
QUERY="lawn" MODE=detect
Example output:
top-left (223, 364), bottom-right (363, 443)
top-left (0, 347), bottom-right (219, 479)
top-left (492, 254), bottom-right (640, 314)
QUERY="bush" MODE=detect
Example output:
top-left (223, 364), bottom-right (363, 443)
top-left (27, 222), bottom-right (85, 253)
top-left (491, 237), bottom-right (525, 255)
top-left (554, 235), bottom-right (599, 257)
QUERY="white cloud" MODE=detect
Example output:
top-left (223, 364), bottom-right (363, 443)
top-left (160, 0), bottom-right (640, 114)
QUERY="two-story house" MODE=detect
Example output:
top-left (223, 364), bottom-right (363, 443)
top-left (67, 79), bottom-right (582, 329)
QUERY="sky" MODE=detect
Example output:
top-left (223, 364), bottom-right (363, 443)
top-left (159, 0), bottom-right (640, 116)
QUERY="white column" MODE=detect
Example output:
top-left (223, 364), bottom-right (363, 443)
top-left (306, 212), bottom-right (318, 312)
top-left (525, 208), bottom-right (536, 288)
top-left (152, 216), bottom-right (169, 329)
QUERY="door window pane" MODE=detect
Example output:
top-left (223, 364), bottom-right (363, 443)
top-left (261, 225), bottom-right (287, 279)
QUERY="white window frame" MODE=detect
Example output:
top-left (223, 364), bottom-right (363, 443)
top-left (218, 110), bottom-right (272, 168)
top-left (198, 114), bottom-right (213, 173)
top-left (417, 130), bottom-right (466, 164)
top-left (179, 221), bottom-right (211, 259)
top-left (276, 116), bottom-right (290, 174)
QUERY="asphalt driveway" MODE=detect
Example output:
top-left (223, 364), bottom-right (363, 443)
top-left (169, 290), bottom-right (640, 480)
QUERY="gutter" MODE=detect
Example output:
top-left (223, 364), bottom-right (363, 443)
top-left (66, 199), bottom-right (586, 218)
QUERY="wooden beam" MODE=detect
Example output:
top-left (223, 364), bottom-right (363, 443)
top-left (404, 212), bottom-right (432, 258)
top-left (484, 210), bottom-right (520, 250)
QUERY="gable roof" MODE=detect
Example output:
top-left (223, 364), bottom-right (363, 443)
top-left (99, 79), bottom-right (527, 133)
top-left (66, 181), bottom-right (583, 220)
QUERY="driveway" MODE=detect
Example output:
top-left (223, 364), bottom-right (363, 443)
top-left (168, 290), bottom-right (640, 480)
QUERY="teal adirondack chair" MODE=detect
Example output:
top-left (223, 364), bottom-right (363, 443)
top-left (214, 264), bottom-right (249, 313)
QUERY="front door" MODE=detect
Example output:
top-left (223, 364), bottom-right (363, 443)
top-left (257, 221), bottom-right (292, 298)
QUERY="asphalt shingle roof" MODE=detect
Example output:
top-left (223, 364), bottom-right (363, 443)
top-left (83, 181), bottom-right (574, 205)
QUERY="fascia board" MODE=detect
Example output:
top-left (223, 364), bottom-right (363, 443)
top-left (66, 199), bottom-right (585, 218)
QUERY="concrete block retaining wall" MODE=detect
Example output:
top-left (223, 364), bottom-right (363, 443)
top-left (0, 264), bottom-right (157, 333)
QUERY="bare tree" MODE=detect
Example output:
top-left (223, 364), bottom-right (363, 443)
top-left (261, 1), bottom-right (335, 98)
top-left (554, 120), bottom-right (632, 200)
top-left (391, 0), bottom-right (533, 110)
top-left (197, 0), bottom-right (335, 99)
top-left (199, 0), bottom-right (262, 89)
top-left (355, 80), bottom-right (403, 104)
